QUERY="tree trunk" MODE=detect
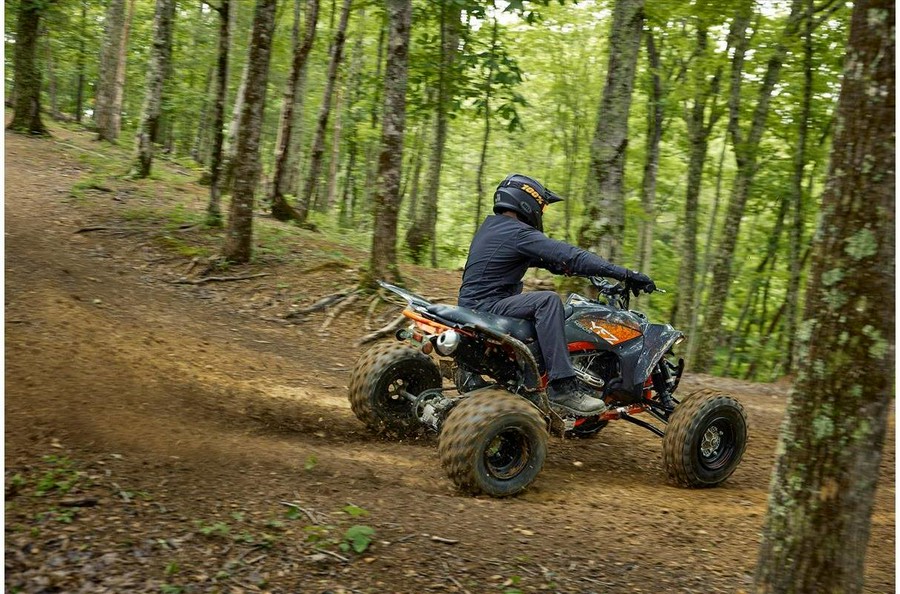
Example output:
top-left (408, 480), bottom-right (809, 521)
top-left (296, 0), bottom-right (352, 224)
top-left (364, 0), bottom-right (412, 288)
top-left (192, 65), bottom-right (215, 165)
top-left (221, 32), bottom-right (250, 192)
top-left (325, 81), bottom-right (344, 211)
top-left (405, 0), bottom-right (462, 266)
top-left (674, 25), bottom-right (722, 336)
top-left (44, 28), bottom-right (61, 120)
top-left (359, 14), bottom-right (387, 226)
top-left (95, 0), bottom-right (126, 140)
top-left (335, 3), bottom-right (366, 218)
top-left (687, 134), bottom-right (728, 364)
top-left (75, 0), bottom-right (87, 123)
top-left (404, 121), bottom-right (427, 223)
top-left (270, 0), bottom-right (320, 221)
top-left (206, 0), bottom-right (231, 227)
top-left (278, 0), bottom-right (305, 197)
top-left (131, 0), bottom-right (176, 179)
top-left (754, 0), bottom-right (894, 589)
top-left (783, 0), bottom-right (815, 376)
top-left (9, 0), bottom-right (49, 136)
top-left (636, 28), bottom-right (663, 274)
top-left (723, 195), bottom-right (788, 375)
top-left (222, 0), bottom-right (278, 263)
top-left (111, 0), bottom-right (137, 140)
top-left (692, 0), bottom-right (803, 372)
top-left (338, 141), bottom-right (357, 227)
top-left (370, 12), bottom-right (386, 129)
top-left (561, 125), bottom-right (577, 242)
top-left (473, 19), bottom-right (498, 238)
top-left (577, 0), bottom-right (644, 267)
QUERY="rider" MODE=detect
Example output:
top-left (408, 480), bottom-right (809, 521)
top-left (458, 173), bottom-right (656, 416)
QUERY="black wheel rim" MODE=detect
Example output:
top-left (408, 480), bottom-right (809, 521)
top-left (698, 416), bottom-right (737, 471)
top-left (484, 428), bottom-right (530, 480)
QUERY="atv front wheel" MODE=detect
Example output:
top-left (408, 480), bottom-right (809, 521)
top-left (662, 389), bottom-right (747, 488)
top-left (348, 342), bottom-right (441, 438)
top-left (439, 389), bottom-right (548, 497)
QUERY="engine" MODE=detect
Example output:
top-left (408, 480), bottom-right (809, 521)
top-left (571, 351), bottom-right (619, 390)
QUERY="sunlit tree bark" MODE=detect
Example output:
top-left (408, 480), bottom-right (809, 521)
top-left (405, 0), bottom-right (462, 266)
top-left (297, 0), bottom-right (352, 224)
top-left (578, 0), bottom-right (644, 267)
top-left (754, 0), bottom-right (894, 590)
top-left (9, 0), bottom-right (49, 136)
top-left (131, 0), bottom-right (176, 178)
top-left (95, 0), bottom-right (126, 140)
top-left (223, 0), bottom-right (278, 263)
top-left (270, 0), bottom-right (320, 222)
top-left (674, 24), bottom-right (722, 341)
top-left (364, 0), bottom-right (412, 287)
top-left (206, 0), bottom-right (231, 227)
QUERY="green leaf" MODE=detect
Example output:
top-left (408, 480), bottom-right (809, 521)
top-left (342, 504), bottom-right (368, 517)
top-left (344, 525), bottom-right (375, 553)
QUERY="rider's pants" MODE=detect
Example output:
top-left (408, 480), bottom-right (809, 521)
top-left (486, 291), bottom-right (575, 382)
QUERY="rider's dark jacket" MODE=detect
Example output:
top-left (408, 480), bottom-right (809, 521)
top-left (458, 214), bottom-right (629, 310)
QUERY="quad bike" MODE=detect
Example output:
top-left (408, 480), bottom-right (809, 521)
top-left (348, 277), bottom-right (747, 497)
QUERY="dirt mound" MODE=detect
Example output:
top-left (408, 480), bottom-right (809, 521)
top-left (5, 123), bottom-right (895, 593)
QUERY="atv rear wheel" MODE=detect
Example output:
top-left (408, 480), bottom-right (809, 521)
top-left (348, 342), bottom-right (441, 438)
top-left (662, 389), bottom-right (747, 488)
top-left (439, 389), bottom-right (548, 497)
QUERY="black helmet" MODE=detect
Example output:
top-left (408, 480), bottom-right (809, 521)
top-left (492, 173), bottom-right (564, 232)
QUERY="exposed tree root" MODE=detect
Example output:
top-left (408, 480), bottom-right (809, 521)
top-left (356, 313), bottom-right (407, 346)
top-left (300, 259), bottom-right (350, 275)
top-left (320, 291), bottom-right (361, 332)
top-left (173, 273), bottom-right (269, 285)
top-left (283, 282), bottom-right (449, 343)
top-left (74, 226), bottom-right (114, 234)
top-left (364, 293), bottom-right (385, 330)
top-left (284, 289), bottom-right (354, 319)
top-left (270, 194), bottom-right (305, 224)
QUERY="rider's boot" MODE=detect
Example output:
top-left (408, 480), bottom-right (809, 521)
top-left (547, 377), bottom-right (608, 416)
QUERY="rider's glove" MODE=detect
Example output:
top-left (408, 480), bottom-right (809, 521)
top-left (626, 270), bottom-right (656, 296)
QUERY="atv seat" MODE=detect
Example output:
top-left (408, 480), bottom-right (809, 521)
top-left (425, 304), bottom-right (537, 343)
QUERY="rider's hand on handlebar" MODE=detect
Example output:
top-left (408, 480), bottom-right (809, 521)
top-left (626, 270), bottom-right (657, 296)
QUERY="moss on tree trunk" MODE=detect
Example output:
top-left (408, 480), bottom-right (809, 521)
top-left (754, 0), bottom-right (894, 590)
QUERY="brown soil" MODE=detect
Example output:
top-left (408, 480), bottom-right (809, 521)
top-left (5, 122), bottom-right (895, 594)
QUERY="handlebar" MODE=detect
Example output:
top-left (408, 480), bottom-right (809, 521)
top-left (588, 276), bottom-right (663, 310)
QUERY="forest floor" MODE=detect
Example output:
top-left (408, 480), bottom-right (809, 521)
top-left (4, 118), bottom-right (895, 594)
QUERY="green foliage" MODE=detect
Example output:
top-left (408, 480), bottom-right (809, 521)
top-left (195, 520), bottom-right (230, 538)
top-left (8, 473), bottom-right (27, 493)
top-left (34, 455), bottom-right (80, 496)
top-left (342, 504), bottom-right (368, 517)
top-left (284, 506), bottom-right (304, 521)
top-left (303, 523), bottom-right (332, 546)
top-left (341, 524), bottom-right (375, 553)
top-left (10, 0), bottom-right (851, 379)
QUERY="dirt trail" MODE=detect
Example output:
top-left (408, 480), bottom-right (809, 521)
top-left (5, 126), bottom-right (895, 593)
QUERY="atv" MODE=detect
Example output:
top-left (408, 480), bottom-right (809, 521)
top-left (348, 277), bottom-right (747, 497)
